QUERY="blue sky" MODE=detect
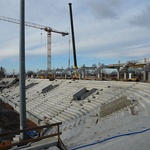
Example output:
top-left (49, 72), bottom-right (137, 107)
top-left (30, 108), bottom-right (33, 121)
top-left (0, 0), bottom-right (150, 74)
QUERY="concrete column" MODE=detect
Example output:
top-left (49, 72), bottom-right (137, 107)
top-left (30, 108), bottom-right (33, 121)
top-left (70, 72), bottom-right (73, 79)
top-left (98, 72), bottom-right (101, 79)
top-left (61, 73), bottom-right (63, 78)
top-left (143, 65), bottom-right (147, 81)
top-left (79, 73), bottom-right (82, 80)
top-left (147, 64), bottom-right (150, 82)
top-left (129, 73), bottom-right (132, 79)
top-left (82, 70), bottom-right (85, 79)
top-left (13, 69), bottom-right (15, 78)
top-left (124, 66), bottom-right (128, 80)
top-left (148, 72), bottom-right (150, 82)
top-left (117, 68), bottom-right (120, 79)
top-left (65, 73), bottom-right (67, 80)
top-left (97, 67), bottom-right (102, 79)
top-left (53, 74), bottom-right (56, 79)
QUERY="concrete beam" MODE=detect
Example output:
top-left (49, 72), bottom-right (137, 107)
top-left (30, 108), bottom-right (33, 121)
top-left (99, 96), bottom-right (131, 117)
top-left (73, 87), bottom-right (87, 100)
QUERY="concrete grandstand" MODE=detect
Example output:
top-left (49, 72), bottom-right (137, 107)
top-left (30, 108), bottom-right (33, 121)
top-left (0, 79), bottom-right (150, 149)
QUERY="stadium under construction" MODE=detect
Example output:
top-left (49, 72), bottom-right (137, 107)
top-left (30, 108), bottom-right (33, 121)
top-left (0, 1), bottom-right (150, 150)
top-left (0, 58), bottom-right (150, 149)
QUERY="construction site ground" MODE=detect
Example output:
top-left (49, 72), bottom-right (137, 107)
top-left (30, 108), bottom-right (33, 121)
top-left (0, 100), bottom-right (39, 141)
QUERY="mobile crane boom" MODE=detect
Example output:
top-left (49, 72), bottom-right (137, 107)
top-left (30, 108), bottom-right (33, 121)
top-left (0, 16), bottom-right (69, 70)
top-left (68, 3), bottom-right (78, 69)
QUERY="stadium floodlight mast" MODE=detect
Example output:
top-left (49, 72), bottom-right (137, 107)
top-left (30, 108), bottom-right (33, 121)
top-left (19, 0), bottom-right (26, 140)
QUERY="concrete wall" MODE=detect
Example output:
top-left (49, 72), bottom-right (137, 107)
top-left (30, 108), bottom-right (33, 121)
top-left (99, 96), bottom-right (131, 117)
top-left (42, 84), bottom-right (53, 93)
top-left (73, 87), bottom-right (87, 100)
top-left (25, 83), bottom-right (35, 90)
top-left (81, 88), bottom-right (97, 100)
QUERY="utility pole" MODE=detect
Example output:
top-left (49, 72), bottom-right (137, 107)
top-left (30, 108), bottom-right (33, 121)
top-left (19, 0), bottom-right (26, 140)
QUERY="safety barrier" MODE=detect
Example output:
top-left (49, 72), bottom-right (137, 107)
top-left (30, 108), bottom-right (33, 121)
top-left (0, 122), bottom-right (66, 150)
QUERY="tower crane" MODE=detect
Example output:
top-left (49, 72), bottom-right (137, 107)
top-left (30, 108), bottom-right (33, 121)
top-left (0, 16), bottom-right (69, 71)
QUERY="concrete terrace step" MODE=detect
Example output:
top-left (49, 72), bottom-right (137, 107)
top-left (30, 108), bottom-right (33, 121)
top-left (47, 146), bottom-right (60, 150)
top-left (132, 87), bottom-right (150, 96)
top-left (126, 88), bottom-right (150, 104)
top-left (2, 79), bottom-right (150, 126)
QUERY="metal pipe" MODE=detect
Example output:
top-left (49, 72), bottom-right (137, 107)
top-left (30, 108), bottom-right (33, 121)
top-left (19, 0), bottom-right (26, 140)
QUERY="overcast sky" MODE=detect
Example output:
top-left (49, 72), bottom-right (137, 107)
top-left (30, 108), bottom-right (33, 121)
top-left (0, 0), bottom-right (150, 74)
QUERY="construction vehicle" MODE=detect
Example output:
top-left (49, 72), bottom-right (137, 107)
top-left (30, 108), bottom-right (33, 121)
top-left (0, 16), bottom-right (69, 71)
top-left (48, 74), bottom-right (54, 81)
top-left (39, 73), bottom-right (54, 80)
top-left (39, 74), bottom-right (45, 79)
top-left (68, 3), bottom-right (78, 79)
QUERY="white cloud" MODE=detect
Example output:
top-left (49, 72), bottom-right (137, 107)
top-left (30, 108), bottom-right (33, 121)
top-left (129, 5), bottom-right (150, 29)
top-left (0, 0), bottom-right (150, 72)
top-left (88, 0), bottom-right (122, 20)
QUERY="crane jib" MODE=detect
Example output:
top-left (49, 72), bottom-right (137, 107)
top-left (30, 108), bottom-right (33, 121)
top-left (0, 16), bottom-right (69, 70)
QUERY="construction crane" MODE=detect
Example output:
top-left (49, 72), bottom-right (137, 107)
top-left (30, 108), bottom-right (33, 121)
top-left (68, 3), bottom-right (78, 69)
top-left (0, 16), bottom-right (69, 71)
top-left (68, 3), bottom-right (78, 79)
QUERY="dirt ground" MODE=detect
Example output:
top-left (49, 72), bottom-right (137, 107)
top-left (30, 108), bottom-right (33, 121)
top-left (0, 100), bottom-right (39, 133)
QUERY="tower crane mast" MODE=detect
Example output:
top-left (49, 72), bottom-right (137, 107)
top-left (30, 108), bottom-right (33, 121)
top-left (0, 16), bottom-right (69, 71)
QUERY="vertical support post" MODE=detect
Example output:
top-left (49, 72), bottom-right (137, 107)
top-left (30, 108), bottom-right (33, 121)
top-left (65, 73), bottom-right (67, 80)
top-left (148, 72), bottom-right (150, 82)
top-left (143, 58), bottom-right (147, 81)
top-left (61, 72), bottom-right (63, 79)
top-left (19, 0), bottom-right (26, 140)
top-left (13, 69), bottom-right (15, 78)
top-left (124, 66), bottom-right (128, 80)
top-left (98, 72), bottom-right (101, 79)
top-left (47, 31), bottom-right (51, 71)
top-left (117, 67), bottom-right (120, 80)
top-left (57, 125), bottom-right (60, 142)
top-left (79, 73), bottom-right (82, 80)
top-left (82, 69), bottom-right (85, 79)
top-left (143, 65), bottom-right (147, 81)
top-left (98, 68), bottom-right (102, 79)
